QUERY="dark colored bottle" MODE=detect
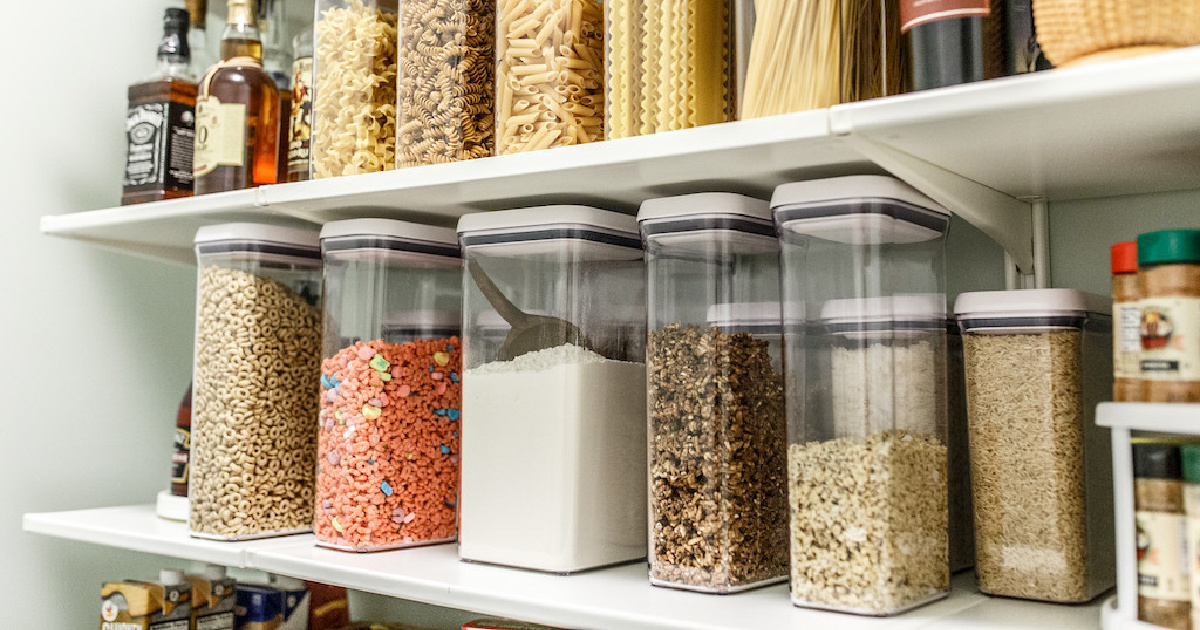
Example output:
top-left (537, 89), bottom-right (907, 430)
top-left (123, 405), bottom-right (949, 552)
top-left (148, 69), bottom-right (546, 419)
top-left (193, 0), bottom-right (280, 194)
top-left (122, 8), bottom-right (198, 205)
top-left (905, 0), bottom-right (1050, 91)
top-left (171, 385), bottom-right (193, 497)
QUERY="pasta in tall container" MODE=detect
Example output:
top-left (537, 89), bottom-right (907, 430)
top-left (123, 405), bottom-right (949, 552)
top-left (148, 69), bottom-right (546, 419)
top-left (495, 0), bottom-right (605, 154)
top-left (740, 0), bottom-right (908, 119)
top-left (397, 0), bottom-right (497, 166)
top-left (605, 0), bottom-right (748, 138)
top-left (313, 0), bottom-right (399, 178)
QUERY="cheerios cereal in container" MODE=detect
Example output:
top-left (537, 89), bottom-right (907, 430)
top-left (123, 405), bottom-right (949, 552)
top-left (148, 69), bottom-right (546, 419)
top-left (312, 0), bottom-right (399, 178)
top-left (317, 219), bottom-right (463, 551)
top-left (190, 224), bottom-right (323, 541)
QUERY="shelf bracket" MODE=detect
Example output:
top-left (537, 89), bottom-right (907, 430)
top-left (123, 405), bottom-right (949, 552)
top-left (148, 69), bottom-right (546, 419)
top-left (840, 135), bottom-right (1036, 273)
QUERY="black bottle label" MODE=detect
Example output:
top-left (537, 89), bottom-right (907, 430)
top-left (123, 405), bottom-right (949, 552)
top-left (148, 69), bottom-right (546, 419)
top-left (124, 101), bottom-right (195, 190)
top-left (901, 0), bottom-right (990, 32)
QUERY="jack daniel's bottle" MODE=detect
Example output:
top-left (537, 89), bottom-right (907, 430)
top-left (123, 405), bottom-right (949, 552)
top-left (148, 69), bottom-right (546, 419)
top-left (122, 8), bottom-right (197, 205)
top-left (193, 0), bottom-right (280, 194)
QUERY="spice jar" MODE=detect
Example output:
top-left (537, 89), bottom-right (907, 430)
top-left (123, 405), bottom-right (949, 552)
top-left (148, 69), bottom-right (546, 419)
top-left (312, 0), bottom-right (398, 178)
top-left (955, 288), bottom-right (1115, 602)
top-left (1138, 229), bottom-right (1200, 403)
top-left (638, 193), bottom-right (787, 593)
top-left (773, 176), bottom-right (951, 616)
top-left (190, 224), bottom-right (322, 540)
top-left (1112, 241), bottom-right (1141, 401)
top-left (316, 219), bottom-right (463, 552)
top-left (457, 206), bottom-right (647, 572)
top-left (1135, 442), bottom-right (1190, 630)
top-left (1184, 444), bottom-right (1200, 630)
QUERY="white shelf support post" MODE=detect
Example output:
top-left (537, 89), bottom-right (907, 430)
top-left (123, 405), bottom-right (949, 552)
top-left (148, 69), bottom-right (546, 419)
top-left (840, 135), bottom-right (1035, 273)
top-left (1032, 198), bottom-right (1049, 288)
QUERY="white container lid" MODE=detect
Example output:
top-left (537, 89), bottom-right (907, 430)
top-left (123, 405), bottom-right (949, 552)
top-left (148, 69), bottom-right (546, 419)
top-left (639, 193), bottom-right (776, 254)
top-left (321, 219), bottom-right (460, 263)
top-left (457, 206), bottom-right (641, 261)
top-left (159, 569), bottom-right (186, 586)
top-left (638, 192), bottom-right (771, 224)
top-left (821, 294), bottom-right (948, 324)
top-left (954, 288), bottom-right (1111, 319)
top-left (194, 223), bottom-right (321, 262)
top-left (706, 301), bottom-right (781, 328)
top-left (204, 565), bottom-right (227, 581)
top-left (772, 176), bottom-right (950, 244)
top-left (320, 218), bottom-right (458, 246)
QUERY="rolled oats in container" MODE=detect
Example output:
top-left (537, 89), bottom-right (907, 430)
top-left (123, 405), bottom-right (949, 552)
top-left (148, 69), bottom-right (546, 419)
top-left (773, 176), bottom-right (952, 616)
top-left (190, 224), bottom-right (322, 540)
top-left (955, 288), bottom-right (1115, 602)
top-left (638, 193), bottom-right (787, 594)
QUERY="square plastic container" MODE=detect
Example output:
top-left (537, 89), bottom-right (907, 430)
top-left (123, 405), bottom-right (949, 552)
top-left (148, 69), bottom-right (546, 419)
top-left (316, 219), bottom-right (463, 552)
top-left (312, 0), bottom-right (398, 178)
top-left (773, 176), bottom-right (951, 615)
top-left (457, 206), bottom-right (647, 572)
top-left (190, 224), bottom-right (323, 541)
top-left (638, 193), bottom-right (787, 593)
top-left (396, 0), bottom-right (496, 166)
top-left (494, 0), bottom-right (604, 154)
top-left (954, 288), bottom-right (1115, 603)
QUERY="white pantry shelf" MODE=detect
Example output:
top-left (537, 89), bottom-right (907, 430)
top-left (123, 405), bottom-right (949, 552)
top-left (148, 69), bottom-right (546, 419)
top-left (41, 47), bottom-right (1200, 269)
top-left (24, 504), bottom-right (1104, 630)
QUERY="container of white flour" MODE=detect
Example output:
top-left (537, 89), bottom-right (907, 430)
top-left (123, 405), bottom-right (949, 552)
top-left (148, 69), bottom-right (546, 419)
top-left (457, 206), bottom-right (648, 572)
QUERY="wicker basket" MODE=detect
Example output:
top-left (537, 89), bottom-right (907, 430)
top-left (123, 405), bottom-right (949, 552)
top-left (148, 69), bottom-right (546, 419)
top-left (1033, 0), bottom-right (1200, 67)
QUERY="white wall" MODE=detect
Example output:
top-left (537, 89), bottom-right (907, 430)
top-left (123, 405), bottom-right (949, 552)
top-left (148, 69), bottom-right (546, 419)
top-left (0, 1), bottom-right (198, 627)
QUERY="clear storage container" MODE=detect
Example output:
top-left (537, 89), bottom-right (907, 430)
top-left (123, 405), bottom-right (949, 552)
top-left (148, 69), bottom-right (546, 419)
top-left (773, 176), bottom-right (951, 615)
top-left (638, 193), bottom-right (787, 593)
top-left (316, 219), bottom-right (463, 552)
top-left (605, 0), bottom-right (748, 138)
top-left (457, 206), bottom-right (647, 572)
top-left (312, 0), bottom-right (398, 178)
top-left (494, 0), bottom-right (604, 154)
top-left (190, 224), bottom-right (322, 540)
top-left (954, 288), bottom-right (1115, 603)
top-left (396, 0), bottom-right (495, 166)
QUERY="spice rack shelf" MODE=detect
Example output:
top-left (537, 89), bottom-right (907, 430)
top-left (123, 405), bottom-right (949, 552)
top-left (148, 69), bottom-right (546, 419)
top-left (1098, 403), bottom-right (1200, 630)
top-left (42, 47), bottom-right (1200, 270)
top-left (24, 504), bottom-right (1104, 630)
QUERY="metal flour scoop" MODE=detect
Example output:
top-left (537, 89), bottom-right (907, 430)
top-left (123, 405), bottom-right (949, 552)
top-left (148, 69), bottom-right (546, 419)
top-left (468, 259), bottom-right (594, 361)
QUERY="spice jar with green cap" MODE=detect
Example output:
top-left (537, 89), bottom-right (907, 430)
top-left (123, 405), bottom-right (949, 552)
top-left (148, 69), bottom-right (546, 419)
top-left (1138, 229), bottom-right (1200, 402)
top-left (1134, 441), bottom-right (1189, 630)
top-left (1181, 444), bottom-right (1200, 630)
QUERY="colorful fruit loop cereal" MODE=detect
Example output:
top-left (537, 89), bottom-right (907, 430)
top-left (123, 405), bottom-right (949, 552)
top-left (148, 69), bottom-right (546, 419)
top-left (316, 337), bottom-right (462, 550)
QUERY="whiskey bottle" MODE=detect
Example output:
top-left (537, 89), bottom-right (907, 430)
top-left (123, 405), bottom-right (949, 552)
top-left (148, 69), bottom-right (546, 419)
top-left (193, 0), bottom-right (280, 194)
top-left (122, 8), bottom-right (197, 206)
top-left (259, 0), bottom-right (292, 185)
top-left (185, 0), bottom-right (216, 79)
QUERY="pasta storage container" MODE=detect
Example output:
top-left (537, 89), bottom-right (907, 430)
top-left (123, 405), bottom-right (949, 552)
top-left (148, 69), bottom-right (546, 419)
top-left (190, 224), bottom-right (322, 540)
top-left (457, 206), bottom-right (647, 572)
top-left (638, 193), bottom-right (787, 593)
top-left (494, 0), bottom-right (604, 154)
top-left (605, 0), bottom-right (749, 137)
top-left (954, 288), bottom-right (1115, 602)
top-left (396, 0), bottom-right (496, 166)
top-left (740, 0), bottom-right (907, 118)
top-left (773, 175), bottom-right (951, 615)
top-left (316, 219), bottom-right (463, 552)
top-left (312, 0), bottom-right (398, 178)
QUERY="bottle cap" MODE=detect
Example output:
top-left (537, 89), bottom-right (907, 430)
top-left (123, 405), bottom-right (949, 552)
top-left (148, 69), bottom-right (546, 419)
top-left (1138, 230), bottom-right (1200, 267)
top-left (1133, 442), bottom-right (1182, 480)
top-left (1110, 241), bottom-right (1137, 275)
top-left (164, 7), bottom-right (190, 27)
top-left (1183, 445), bottom-right (1200, 484)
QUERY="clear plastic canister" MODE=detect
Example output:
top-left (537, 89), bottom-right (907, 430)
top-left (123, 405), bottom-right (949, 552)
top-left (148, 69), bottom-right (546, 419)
top-left (190, 224), bottom-right (323, 540)
top-left (457, 205), bottom-right (647, 572)
top-left (317, 219), bottom-right (463, 552)
top-left (773, 175), bottom-right (951, 615)
top-left (955, 288), bottom-right (1115, 603)
top-left (638, 192), bottom-right (787, 593)
top-left (494, 0), bottom-right (604, 154)
top-left (605, 0), bottom-right (750, 137)
top-left (312, 0), bottom-right (398, 178)
top-left (397, 0), bottom-right (496, 166)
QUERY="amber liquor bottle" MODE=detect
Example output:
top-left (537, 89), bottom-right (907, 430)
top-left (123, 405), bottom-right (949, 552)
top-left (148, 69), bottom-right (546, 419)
top-left (193, 0), bottom-right (280, 194)
top-left (122, 8), bottom-right (197, 205)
